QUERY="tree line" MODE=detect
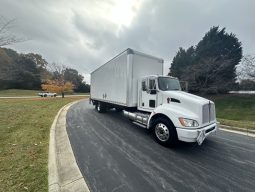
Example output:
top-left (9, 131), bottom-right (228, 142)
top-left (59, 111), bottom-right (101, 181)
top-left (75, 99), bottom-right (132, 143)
top-left (169, 26), bottom-right (255, 93)
top-left (0, 47), bottom-right (90, 93)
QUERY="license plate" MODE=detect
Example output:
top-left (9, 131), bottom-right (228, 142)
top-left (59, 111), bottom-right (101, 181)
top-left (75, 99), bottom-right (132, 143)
top-left (197, 130), bottom-right (206, 145)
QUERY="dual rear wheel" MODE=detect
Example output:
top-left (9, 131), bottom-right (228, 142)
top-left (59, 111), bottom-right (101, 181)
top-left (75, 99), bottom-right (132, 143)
top-left (95, 102), bottom-right (106, 113)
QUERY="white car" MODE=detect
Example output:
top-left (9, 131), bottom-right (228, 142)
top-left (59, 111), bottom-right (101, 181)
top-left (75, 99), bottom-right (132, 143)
top-left (38, 92), bottom-right (57, 97)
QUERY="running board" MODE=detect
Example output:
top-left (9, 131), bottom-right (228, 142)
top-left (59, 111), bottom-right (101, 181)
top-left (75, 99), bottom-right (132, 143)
top-left (132, 121), bottom-right (147, 129)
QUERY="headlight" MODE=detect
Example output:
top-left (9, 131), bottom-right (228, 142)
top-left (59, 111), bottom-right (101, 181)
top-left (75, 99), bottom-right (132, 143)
top-left (179, 118), bottom-right (199, 127)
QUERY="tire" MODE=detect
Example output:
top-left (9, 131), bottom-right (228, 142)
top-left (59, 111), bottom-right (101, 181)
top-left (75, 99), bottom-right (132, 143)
top-left (44, 94), bottom-right (47, 97)
top-left (115, 107), bottom-right (122, 112)
top-left (96, 102), bottom-right (106, 113)
top-left (153, 117), bottom-right (178, 147)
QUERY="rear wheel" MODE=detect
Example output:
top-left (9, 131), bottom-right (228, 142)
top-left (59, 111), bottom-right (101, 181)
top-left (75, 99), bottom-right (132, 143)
top-left (115, 107), bottom-right (122, 112)
top-left (153, 117), bottom-right (178, 147)
top-left (96, 102), bottom-right (106, 113)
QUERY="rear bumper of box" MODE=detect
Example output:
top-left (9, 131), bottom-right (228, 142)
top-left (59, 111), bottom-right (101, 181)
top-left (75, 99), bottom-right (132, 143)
top-left (176, 122), bottom-right (219, 143)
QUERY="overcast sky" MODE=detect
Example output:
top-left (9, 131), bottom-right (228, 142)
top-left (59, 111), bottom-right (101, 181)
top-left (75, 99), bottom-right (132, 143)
top-left (1, 0), bottom-right (255, 83)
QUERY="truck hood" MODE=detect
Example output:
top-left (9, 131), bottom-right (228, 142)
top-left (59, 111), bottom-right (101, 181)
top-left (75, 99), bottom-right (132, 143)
top-left (163, 91), bottom-right (211, 105)
top-left (159, 91), bottom-right (214, 124)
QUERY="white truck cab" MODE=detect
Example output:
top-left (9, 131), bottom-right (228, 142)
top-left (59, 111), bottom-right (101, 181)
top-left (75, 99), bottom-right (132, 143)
top-left (130, 75), bottom-right (218, 146)
top-left (90, 49), bottom-right (218, 147)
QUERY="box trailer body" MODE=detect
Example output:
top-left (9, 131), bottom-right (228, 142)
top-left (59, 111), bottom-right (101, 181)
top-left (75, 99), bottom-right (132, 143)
top-left (90, 49), bottom-right (163, 107)
top-left (90, 49), bottom-right (218, 147)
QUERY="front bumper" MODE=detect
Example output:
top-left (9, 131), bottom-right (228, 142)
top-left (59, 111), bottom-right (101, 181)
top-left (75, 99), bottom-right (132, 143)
top-left (176, 122), bottom-right (219, 144)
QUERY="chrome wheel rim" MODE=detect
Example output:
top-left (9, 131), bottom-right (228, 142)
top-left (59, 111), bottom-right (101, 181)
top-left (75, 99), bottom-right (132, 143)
top-left (155, 123), bottom-right (170, 142)
top-left (97, 103), bottom-right (100, 111)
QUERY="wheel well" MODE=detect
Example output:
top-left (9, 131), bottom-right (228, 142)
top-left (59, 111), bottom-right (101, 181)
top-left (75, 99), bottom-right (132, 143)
top-left (149, 113), bottom-right (175, 129)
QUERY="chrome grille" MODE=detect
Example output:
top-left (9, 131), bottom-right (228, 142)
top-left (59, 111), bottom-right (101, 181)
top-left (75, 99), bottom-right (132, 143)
top-left (202, 102), bottom-right (216, 124)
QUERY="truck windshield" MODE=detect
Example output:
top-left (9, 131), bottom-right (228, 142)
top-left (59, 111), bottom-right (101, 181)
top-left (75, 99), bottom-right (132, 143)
top-left (158, 77), bottom-right (181, 91)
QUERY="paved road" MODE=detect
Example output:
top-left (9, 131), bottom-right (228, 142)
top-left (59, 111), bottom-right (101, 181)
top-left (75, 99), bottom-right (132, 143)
top-left (67, 100), bottom-right (255, 192)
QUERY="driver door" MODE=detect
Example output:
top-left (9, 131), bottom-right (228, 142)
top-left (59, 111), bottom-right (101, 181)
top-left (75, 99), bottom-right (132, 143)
top-left (138, 77), bottom-right (157, 112)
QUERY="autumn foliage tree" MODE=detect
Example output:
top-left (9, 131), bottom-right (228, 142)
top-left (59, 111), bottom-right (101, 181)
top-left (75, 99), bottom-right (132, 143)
top-left (41, 80), bottom-right (74, 98)
top-left (42, 63), bottom-right (74, 98)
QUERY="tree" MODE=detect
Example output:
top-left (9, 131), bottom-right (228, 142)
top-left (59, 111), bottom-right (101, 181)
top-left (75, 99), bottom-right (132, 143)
top-left (14, 55), bottom-right (41, 89)
top-left (0, 16), bottom-right (23, 47)
top-left (41, 80), bottom-right (74, 97)
top-left (24, 53), bottom-right (51, 81)
top-left (239, 79), bottom-right (255, 90)
top-left (63, 68), bottom-right (84, 91)
top-left (0, 47), bottom-right (41, 89)
top-left (238, 55), bottom-right (255, 80)
top-left (45, 63), bottom-right (74, 98)
top-left (169, 46), bottom-right (195, 79)
top-left (170, 26), bottom-right (242, 93)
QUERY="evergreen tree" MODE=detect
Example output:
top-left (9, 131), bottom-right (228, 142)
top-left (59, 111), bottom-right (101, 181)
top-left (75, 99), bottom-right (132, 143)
top-left (170, 46), bottom-right (195, 79)
top-left (169, 26), bottom-right (242, 93)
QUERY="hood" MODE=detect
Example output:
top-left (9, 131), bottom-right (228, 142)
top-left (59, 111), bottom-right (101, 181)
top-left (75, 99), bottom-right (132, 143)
top-left (160, 91), bottom-right (212, 122)
top-left (163, 91), bottom-right (212, 105)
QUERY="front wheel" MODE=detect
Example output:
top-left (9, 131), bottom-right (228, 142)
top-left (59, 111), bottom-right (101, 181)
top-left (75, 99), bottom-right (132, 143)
top-left (153, 118), bottom-right (178, 147)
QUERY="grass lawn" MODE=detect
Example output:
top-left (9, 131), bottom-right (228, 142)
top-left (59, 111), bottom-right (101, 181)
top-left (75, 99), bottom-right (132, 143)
top-left (0, 96), bottom-right (87, 192)
top-left (0, 89), bottom-right (89, 97)
top-left (205, 94), bottom-right (255, 129)
top-left (0, 89), bottom-right (40, 96)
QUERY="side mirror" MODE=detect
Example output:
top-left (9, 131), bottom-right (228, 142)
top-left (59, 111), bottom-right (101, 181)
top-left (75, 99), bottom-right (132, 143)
top-left (150, 90), bottom-right (157, 95)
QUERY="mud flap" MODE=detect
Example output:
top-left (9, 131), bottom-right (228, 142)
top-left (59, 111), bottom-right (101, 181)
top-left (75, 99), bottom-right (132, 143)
top-left (197, 130), bottom-right (206, 145)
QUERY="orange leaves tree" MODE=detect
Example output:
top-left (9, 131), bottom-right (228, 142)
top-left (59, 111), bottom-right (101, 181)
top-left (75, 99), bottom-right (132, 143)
top-left (41, 63), bottom-right (74, 98)
top-left (41, 80), bottom-right (74, 98)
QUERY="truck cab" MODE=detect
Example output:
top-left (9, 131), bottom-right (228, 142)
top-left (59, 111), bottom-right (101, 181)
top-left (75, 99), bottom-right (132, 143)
top-left (124, 75), bottom-right (218, 146)
top-left (138, 75), bottom-right (181, 112)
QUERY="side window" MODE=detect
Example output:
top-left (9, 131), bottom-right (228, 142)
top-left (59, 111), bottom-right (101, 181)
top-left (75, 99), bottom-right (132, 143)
top-left (149, 79), bottom-right (156, 90)
top-left (142, 80), bottom-right (146, 91)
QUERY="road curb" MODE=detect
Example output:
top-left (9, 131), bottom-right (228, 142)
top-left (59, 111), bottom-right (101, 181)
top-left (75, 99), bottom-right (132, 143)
top-left (48, 100), bottom-right (90, 192)
top-left (220, 124), bottom-right (255, 137)
top-left (220, 124), bottom-right (255, 134)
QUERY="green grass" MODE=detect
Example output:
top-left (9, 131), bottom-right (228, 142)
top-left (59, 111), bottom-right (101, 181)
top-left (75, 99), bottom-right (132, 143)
top-left (205, 94), bottom-right (255, 129)
top-left (0, 89), bottom-right (90, 97)
top-left (0, 97), bottom-right (87, 192)
top-left (0, 89), bottom-right (39, 96)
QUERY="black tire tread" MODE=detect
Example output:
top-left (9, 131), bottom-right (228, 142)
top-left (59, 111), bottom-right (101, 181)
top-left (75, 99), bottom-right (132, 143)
top-left (153, 117), bottom-right (178, 147)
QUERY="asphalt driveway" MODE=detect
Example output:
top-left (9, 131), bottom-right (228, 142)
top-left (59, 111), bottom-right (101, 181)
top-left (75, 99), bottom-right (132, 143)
top-left (67, 100), bottom-right (255, 192)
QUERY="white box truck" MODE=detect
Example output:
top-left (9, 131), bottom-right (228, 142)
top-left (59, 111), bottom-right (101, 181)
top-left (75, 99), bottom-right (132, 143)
top-left (90, 48), bottom-right (218, 147)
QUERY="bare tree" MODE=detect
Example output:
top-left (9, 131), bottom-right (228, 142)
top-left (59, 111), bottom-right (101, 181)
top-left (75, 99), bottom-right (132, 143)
top-left (0, 16), bottom-right (23, 46)
top-left (239, 55), bottom-right (255, 80)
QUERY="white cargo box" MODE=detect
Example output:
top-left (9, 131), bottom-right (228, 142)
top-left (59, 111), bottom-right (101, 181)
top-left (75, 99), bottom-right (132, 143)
top-left (90, 49), bottom-right (163, 107)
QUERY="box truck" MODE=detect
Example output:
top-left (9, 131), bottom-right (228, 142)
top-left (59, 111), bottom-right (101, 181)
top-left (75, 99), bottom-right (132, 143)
top-left (90, 48), bottom-right (218, 146)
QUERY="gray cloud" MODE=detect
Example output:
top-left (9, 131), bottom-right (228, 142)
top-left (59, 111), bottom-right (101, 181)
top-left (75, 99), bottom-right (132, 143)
top-left (1, 0), bottom-right (255, 83)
